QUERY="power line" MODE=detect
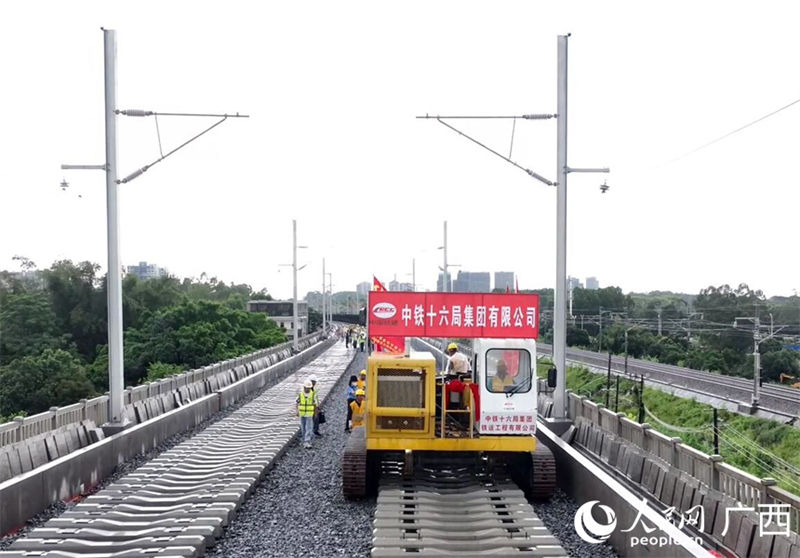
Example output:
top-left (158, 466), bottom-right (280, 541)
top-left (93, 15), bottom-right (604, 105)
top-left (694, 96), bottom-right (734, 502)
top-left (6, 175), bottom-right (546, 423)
top-left (718, 439), bottom-right (800, 494)
top-left (665, 95), bottom-right (800, 165)
top-left (714, 428), bottom-right (800, 492)
top-left (721, 423), bottom-right (800, 477)
top-left (643, 404), bottom-right (711, 434)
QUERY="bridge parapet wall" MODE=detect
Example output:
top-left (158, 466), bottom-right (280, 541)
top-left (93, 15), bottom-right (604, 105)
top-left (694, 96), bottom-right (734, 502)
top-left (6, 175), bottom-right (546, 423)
top-left (0, 332), bottom-right (324, 448)
top-left (567, 390), bottom-right (800, 540)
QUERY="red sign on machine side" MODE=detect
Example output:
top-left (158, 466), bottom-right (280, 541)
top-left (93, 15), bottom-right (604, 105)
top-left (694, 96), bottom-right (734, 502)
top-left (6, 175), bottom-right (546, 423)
top-left (368, 292), bottom-right (539, 339)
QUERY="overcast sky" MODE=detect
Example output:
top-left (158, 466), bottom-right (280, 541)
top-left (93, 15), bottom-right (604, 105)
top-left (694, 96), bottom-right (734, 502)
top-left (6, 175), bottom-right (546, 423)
top-left (2, 1), bottom-right (799, 300)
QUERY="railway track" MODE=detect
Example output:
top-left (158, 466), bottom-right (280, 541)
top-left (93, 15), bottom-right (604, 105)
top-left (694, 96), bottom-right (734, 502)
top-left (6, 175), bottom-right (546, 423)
top-left (0, 343), bottom-right (353, 558)
top-left (371, 457), bottom-right (568, 557)
top-left (539, 344), bottom-right (800, 421)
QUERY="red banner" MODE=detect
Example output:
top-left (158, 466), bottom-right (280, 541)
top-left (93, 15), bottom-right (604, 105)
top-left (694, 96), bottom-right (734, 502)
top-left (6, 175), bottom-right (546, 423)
top-left (372, 335), bottom-right (406, 353)
top-left (368, 292), bottom-right (539, 339)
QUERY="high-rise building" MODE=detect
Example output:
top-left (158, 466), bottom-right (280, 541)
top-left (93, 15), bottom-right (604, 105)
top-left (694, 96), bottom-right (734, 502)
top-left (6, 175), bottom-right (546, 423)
top-left (453, 271), bottom-right (491, 293)
top-left (126, 261), bottom-right (167, 280)
top-left (356, 281), bottom-right (371, 297)
top-left (586, 277), bottom-right (599, 290)
top-left (436, 272), bottom-right (452, 292)
top-left (568, 276), bottom-right (583, 291)
top-left (389, 280), bottom-right (413, 291)
top-left (494, 271), bottom-right (515, 292)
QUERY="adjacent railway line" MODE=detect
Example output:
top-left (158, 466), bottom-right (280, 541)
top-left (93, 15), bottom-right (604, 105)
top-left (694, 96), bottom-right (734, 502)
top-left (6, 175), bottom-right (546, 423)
top-left (539, 344), bottom-right (800, 422)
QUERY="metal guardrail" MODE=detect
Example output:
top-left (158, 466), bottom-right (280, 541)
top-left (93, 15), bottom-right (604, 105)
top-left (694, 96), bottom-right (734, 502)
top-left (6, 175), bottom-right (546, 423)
top-left (0, 331), bottom-right (325, 448)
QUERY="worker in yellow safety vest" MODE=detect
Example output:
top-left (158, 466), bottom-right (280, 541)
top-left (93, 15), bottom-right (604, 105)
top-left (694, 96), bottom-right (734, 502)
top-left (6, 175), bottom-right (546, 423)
top-left (491, 360), bottom-right (514, 392)
top-left (296, 380), bottom-right (318, 449)
top-left (309, 374), bottom-right (323, 437)
top-left (357, 369), bottom-right (367, 391)
top-left (349, 389), bottom-right (367, 429)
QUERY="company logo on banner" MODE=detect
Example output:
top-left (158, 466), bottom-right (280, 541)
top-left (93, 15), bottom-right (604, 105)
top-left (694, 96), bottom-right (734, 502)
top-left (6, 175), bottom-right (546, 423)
top-left (372, 302), bottom-right (397, 319)
top-left (368, 292), bottom-right (539, 339)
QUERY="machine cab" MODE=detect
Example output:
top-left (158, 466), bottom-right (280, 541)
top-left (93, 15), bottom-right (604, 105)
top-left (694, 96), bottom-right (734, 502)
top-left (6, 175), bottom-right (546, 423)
top-left (473, 338), bottom-right (537, 435)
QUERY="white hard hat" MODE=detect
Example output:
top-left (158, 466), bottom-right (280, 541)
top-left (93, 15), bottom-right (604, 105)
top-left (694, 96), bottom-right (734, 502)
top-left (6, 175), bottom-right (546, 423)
top-left (308, 374), bottom-right (318, 382)
top-left (303, 380), bottom-right (313, 388)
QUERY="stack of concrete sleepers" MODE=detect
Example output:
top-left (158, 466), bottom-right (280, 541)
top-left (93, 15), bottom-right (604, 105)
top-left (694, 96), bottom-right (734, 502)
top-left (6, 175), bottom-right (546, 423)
top-left (372, 473), bottom-right (568, 557)
top-left (0, 343), bottom-right (353, 558)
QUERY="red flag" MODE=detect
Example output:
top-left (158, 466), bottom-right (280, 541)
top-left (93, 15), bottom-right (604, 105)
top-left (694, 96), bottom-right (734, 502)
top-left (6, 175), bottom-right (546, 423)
top-left (373, 276), bottom-right (387, 292)
top-left (515, 277), bottom-right (519, 293)
top-left (505, 284), bottom-right (510, 293)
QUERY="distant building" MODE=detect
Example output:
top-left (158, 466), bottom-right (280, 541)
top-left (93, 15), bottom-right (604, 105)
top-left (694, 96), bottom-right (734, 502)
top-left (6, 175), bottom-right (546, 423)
top-left (494, 271), bottom-right (515, 292)
top-left (356, 281), bottom-right (371, 297)
top-left (453, 271), bottom-right (491, 293)
top-left (436, 272), bottom-right (452, 292)
top-left (126, 261), bottom-right (167, 280)
top-left (586, 277), bottom-right (599, 290)
top-left (568, 276), bottom-right (583, 291)
top-left (247, 300), bottom-right (308, 339)
top-left (389, 280), bottom-right (413, 291)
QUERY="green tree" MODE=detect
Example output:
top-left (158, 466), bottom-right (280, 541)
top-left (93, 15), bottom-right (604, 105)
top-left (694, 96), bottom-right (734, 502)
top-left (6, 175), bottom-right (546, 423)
top-left (123, 274), bottom-right (184, 330)
top-left (573, 287), bottom-right (633, 318)
top-left (0, 291), bottom-right (66, 365)
top-left (145, 362), bottom-right (185, 382)
top-left (761, 350), bottom-right (800, 383)
top-left (125, 300), bottom-right (285, 384)
top-left (42, 260), bottom-right (107, 361)
top-left (0, 349), bottom-right (95, 416)
top-left (567, 326), bottom-right (591, 347)
top-left (308, 307), bottom-right (322, 332)
top-left (693, 284), bottom-right (765, 354)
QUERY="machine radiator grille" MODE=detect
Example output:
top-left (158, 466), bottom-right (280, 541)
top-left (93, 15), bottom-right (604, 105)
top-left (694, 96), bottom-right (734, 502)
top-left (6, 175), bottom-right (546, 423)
top-left (376, 369), bottom-right (425, 408)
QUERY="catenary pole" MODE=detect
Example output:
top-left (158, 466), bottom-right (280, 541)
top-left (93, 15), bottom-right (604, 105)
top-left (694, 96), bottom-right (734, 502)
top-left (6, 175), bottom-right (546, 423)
top-left (104, 29), bottom-right (126, 428)
top-left (293, 219), bottom-right (298, 351)
top-left (553, 35), bottom-right (569, 418)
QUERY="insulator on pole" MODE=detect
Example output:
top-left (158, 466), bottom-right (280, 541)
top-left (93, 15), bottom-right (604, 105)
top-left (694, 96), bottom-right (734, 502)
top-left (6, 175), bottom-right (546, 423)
top-left (117, 109), bottom-right (153, 117)
top-left (118, 166), bottom-right (148, 183)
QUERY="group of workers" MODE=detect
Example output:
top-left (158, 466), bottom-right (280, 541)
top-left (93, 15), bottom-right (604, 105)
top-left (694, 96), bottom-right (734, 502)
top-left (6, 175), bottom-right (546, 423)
top-left (295, 369), bottom-right (368, 449)
top-left (343, 327), bottom-right (368, 352)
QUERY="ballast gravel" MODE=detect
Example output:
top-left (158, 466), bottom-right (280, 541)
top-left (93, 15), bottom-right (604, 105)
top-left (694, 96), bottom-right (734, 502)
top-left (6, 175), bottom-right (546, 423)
top-left (534, 488), bottom-right (619, 558)
top-left (207, 348), bottom-right (373, 558)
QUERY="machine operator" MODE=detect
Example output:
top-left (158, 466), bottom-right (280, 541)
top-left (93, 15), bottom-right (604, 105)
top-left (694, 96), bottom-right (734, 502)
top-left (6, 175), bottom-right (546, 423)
top-left (445, 342), bottom-right (471, 379)
top-left (491, 360), bottom-right (514, 392)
